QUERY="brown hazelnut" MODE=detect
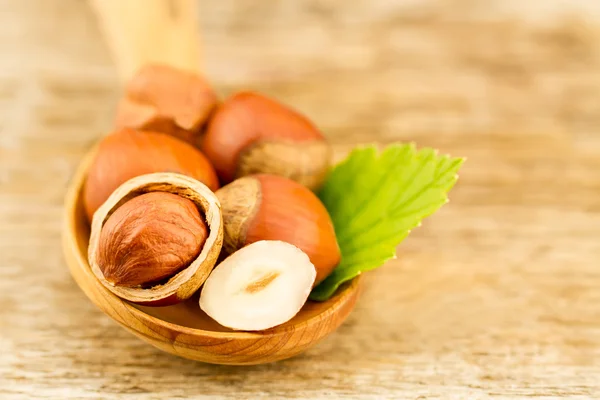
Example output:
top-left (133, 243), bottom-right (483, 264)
top-left (201, 92), bottom-right (332, 190)
top-left (216, 174), bottom-right (340, 285)
top-left (97, 192), bottom-right (209, 287)
top-left (83, 128), bottom-right (219, 222)
top-left (114, 64), bottom-right (218, 146)
top-left (88, 172), bottom-right (223, 306)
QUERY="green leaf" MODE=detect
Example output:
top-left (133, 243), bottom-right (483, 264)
top-left (309, 143), bottom-right (464, 301)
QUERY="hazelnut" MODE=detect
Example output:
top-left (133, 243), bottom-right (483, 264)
top-left (216, 174), bottom-right (340, 285)
top-left (97, 192), bottom-right (208, 287)
top-left (83, 128), bottom-right (219, 222)
top-left (114, 64), bottom-right (218, 146)
top-left (201, 92), bottom-right (332, 190)
top-left (88, 172), bottom-right (223, 306)
top-left (199, 240), bottom-right (316, 331)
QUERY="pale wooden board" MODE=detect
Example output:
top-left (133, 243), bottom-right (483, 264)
top-left (1, 0), bottom-right (600, 398)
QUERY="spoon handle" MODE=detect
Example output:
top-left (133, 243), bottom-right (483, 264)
top-left (89, 0), bottom-right (202, 83)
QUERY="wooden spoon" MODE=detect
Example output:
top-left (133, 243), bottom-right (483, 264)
top-left (61, 0), bottom-right (361, 365)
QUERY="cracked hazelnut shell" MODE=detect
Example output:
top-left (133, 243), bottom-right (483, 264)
top-left (88, 172), bottom-right (223, 306)
top-left (97, 192), bottom-right (209, 288)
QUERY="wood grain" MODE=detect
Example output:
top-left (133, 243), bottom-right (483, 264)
top-left (2, 0), bottom-right (600, 398)
top-left (89, 0), bottom-right (202, 82)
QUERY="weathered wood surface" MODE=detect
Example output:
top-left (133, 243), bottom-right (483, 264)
top-left (1, 0), bottom-right (600, 398)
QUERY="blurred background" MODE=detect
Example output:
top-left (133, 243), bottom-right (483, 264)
top-left (2, 0), bottom-right (599, 398)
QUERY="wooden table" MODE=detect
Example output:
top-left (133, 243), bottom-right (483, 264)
top-left (2, 1), bottom-right (599, 398)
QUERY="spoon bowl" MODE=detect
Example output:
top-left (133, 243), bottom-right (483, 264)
top-left (61, 146), bottom-right (360, 365)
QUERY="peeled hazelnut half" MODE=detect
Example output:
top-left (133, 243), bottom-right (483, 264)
top-left (216, 174), bottom-right (341, 285)
top-left (202, 91), bottom-right (332, 190)
top-left (114, 64), bottom-right (218, 145)
top-left (88, 172), bottom-right (223, 306)
top-left (83, 128), bottom-right (219, 222)
top-left (199, 240), bottom-right (316, 331)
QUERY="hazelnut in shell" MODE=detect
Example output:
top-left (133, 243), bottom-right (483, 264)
top-left (83, 128), bottom-right (219, 222)
top-left (216, 174), bottom-right (341, 285)
top-left (88, 172), bottom-right (223, 306)
top-left (201, 92), bottom-right (332, 190)
top-left (114, 64), bottom-right (218, 145)
top-left (97, 192), bottom-right (208, 288)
